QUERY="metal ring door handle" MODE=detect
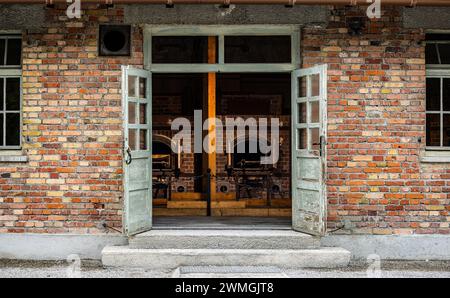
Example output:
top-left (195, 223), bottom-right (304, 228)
top-left (125, 147), bottom-right (132, 165)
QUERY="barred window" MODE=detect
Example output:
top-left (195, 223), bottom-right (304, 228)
top-left (426, 34), bottom-right (450, 149)
top-left (0, 35), bottom-right (22, 148)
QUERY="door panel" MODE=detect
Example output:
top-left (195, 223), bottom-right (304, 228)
top-left (291, 65), bottom-right (327, 236)
top-left (123, 66), bottom-right (152, 236)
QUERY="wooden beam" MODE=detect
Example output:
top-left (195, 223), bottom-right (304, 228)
top-left (203, 36), bottom-right (217, 200)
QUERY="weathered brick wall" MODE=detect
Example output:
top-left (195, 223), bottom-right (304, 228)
top-left (0, 5), bottom-right (142, 233)
top-left (0, 5), bottom-right (448, 235)
top-left (303, 6), bottom-right (449, 235)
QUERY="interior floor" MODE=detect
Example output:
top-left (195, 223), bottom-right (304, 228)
top-left (153, 216), bottom-right (292, 230)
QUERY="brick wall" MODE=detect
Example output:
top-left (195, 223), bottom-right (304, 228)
top-left (303, 6), bottom-right (449, 235)
top-left (0, 5), bottom-right (448, 235)
top-left (0, 5), bottom-right (142, 233)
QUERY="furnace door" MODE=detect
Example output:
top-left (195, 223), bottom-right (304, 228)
top-left (292, 65), bottom-right (327, 236)
top-left (122, 66), bottom-right (153, 236)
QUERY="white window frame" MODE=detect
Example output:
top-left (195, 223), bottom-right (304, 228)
top-left (426, 30), bottom-right (450, 151)
top-left (143, 25), bottom-right (301, 73)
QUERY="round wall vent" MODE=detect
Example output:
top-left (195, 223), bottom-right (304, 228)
top-left (99, 25), bottom-right (131, 56)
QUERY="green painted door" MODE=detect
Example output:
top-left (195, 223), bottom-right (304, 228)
top-left (122, 66), bottom-right (152, 236)
top-left (291, 65), bottom-right (327, 236)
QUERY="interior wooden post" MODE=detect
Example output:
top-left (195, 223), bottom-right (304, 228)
top-left (203, 36), bottom-right (217, 201)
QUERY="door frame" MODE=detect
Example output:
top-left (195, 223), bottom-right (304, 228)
top-left (123, 25), bottom-right (328, 233)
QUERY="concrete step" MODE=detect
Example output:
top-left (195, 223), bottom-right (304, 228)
top-left (172, 266), bottom-right (288, 278)
top-left (101, 246), bottom-right (351, 269)
top-left (130, 229), bottom-right (320, 249)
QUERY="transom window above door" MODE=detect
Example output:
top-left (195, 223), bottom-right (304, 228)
top-left (145, 25), bottom-right (300, 73)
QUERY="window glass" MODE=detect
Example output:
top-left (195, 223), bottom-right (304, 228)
top-left (426, 114), bottom-right (441, 147)
top-left (0, 40), bottom-right (5, 65)
top-left (426, 44), bottom-right (439, 65)
top-left (128, 102), bottom-right (136, 124)
top-left (426, 78), bottom-right (441, 111)
top-left (0, 78), bottom-right (3, 109)
top-left (6, 39), bottom-right (21, 66)
top-left (128, 129), bottom-right (137, 150)
top-left (310, 128), bottom-right (320, 152)
top-left (0, 114), bottom-right (3, 146)
top-left (311, 74), bottom-right (320, 97)
top-left (6, 78), bottom-right (20, 110)
top-left (439, 44), bottom-right (450, 64)
top-left (298, 128), bottom-right (307, 150)
top-left (426, 34), bottom-right (450, 65)
top-left (310, 101), bottom-right (320, 123)
top-left (298, 103), bottom-right (306, 124)
top-left (426, 33), bottom-right (450, 41)
top-left (225, 36), bottom-right (291, 64)
top-left (444, 78), bottom-right (450, 111)
top-left (5, 113), bottom-right (20, 146)
top-left (140, 104), bottom-right (147, 124)
top-left (0, 36), bottom-right (21, 148)
top-left (444, 115), bottom-right (450, 147)
top-left (128, 76), bottom-right (136, 97)
top-left (139, 77), bottom-right (146, 98)
top-left (298, 76), bottom-right (307, 98)
top-left (152, 36), bottom-right (211, 64)
top-left (140, 130), bottom-right (148, 150)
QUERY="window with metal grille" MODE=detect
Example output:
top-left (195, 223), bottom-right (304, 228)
top-left (426, 33), bottom-right (450, 149)
top-left (0, 35), bottom-right (22, 148)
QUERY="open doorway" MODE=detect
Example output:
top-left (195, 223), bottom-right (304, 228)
top-left (151, 73), bottom-right (292, 223)
top-left (123, 27), bottom-right (327, 235)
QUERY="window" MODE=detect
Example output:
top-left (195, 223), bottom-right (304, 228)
top-left (0, 35), bottom-right (22, 148)
top-left (426, 33), bottom-right (450, 149)
top-left (224, 36), bottom-right (291, 64)
top-left (152, 36), bottom-right (214, 64)
top-left (146, 26), bottom-right (300, 72)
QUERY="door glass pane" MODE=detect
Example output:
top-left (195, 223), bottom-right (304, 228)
top-left (128, 129), bottom-right (137, 150)
top-left (6, 78), bottom-right (20, 111)
top-left (139, 77), bottom-right (146, 98)
top-left (128, 102), bottom-right (136, 124)
top-left (298, 102), bottom-right (306, 123)
top-left (444, 114), bottom-right (450, 147)
top-left (5, 113), bottom-right (20, 146)
top-left (426, 114), bottom-right (441, 146)
top-left (128, 76), bottom-right (136, 97)
top-left (152, 36), bottom-right (211, 64)
top-left (140, 129), bottom-right (148, 150)
top-left (297, 128), bottom-right (307, 150)
top-left (0, 114), bottom-right (3, 146)
top-left (0, 40), bottom-right (5, 65)
top-left (224, 36), bottom-right (291, 64)
top-left (426, 44), bottom-right (439, 64)
top-left (310, 128), bottom-right (320, 151)
top-left (6, 39), bottom-right (21, 66)
top-left (311, 74), bottom-right (320, 97)
top-left (140, 103), bottom-right (147, 124)
top-left (298, 76), bottom-right (307, 98)
top-left (426, 78), bottom-right (441, 111)
top-left (443, 78), bottom-right (450, 111)
top-left (310, 101), bottom-right (320, 123)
